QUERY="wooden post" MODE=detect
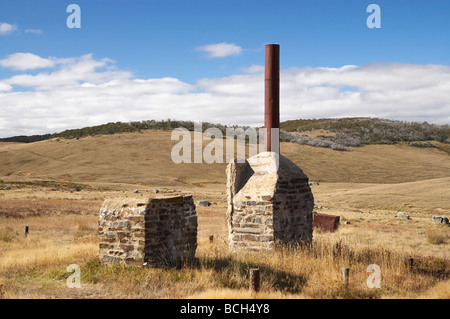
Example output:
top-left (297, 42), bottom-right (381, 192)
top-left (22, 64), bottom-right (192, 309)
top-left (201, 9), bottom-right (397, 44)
top-left (24, 226), bottom-right (29, 237)
top-left (250, 268), bottom-right (260, 293)
top-left (405, 257), bottom-right (414, 270)
top-left (209, 235), bottom-right (214, 244)
top-left (341, 267), bottom-right (349, 286)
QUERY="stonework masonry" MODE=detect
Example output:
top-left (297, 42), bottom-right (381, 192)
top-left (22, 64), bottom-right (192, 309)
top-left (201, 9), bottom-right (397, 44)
top-left (226, 152), bottom-right (314, 250)
top-left (98, 195), bottom-right (197, 267)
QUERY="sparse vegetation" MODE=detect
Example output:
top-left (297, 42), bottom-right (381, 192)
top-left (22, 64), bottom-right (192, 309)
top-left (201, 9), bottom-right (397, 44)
top-left (0, 180), bottom-right (90, 192)
top-left (281, 117), bottom-right (450, 151)
top-left (409, 141), bottom-right (437, 148)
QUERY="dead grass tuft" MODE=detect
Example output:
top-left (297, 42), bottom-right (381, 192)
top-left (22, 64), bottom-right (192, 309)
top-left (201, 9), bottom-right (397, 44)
top-left (0, 198), bottom-right (101, 219)
top-left (0, 226), bottom-right (18, 242)
top-left (426, 228), bottom-right (448, 245)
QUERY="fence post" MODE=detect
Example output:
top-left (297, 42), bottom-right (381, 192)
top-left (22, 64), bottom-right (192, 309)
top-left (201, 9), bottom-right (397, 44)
top-left (405, 257), bottom-right (414, 270)
top-left (341, 267), bottom-right (349, 286)
top-left (250, 268), bottom-right (260, 293)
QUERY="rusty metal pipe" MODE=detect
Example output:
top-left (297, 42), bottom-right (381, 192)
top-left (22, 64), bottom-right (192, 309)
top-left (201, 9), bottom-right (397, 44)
top-left (264, 44), bottom-right (280, 153)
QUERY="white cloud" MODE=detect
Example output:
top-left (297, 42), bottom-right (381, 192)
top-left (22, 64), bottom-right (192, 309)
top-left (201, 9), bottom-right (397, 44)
top-left (241, 64), bottom-right (264, 73)
top-left (3, 54), bottom-right (131, 89)
top-left (196, 42), bottom-right (243, 58)
top-left (25, 29), bottom-right (43, 35)
top-left (0, 22), bottom-right (18, 35)
top-left (0, 53), bottom-right (449, 138)
top-left (0, 53), bottom-right (56, 71)
top-left (0, 82), bottom-right (12, 92)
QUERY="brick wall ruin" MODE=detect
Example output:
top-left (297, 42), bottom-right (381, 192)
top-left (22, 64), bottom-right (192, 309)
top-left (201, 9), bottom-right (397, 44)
top-left (98, 195), bottom-right (197, 267)
top-left (226, 152), bottom-right (314, 250)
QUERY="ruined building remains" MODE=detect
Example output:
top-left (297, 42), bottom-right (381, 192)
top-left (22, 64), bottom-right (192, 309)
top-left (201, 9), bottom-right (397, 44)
top-left (99, 196), bottom-right (197, 266)
top-left (226, 44), bottom-right (314, 250)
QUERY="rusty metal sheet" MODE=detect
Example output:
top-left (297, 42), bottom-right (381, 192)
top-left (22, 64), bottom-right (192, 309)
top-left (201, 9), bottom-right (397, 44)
top-left (313, 212), bottom-right (340, 232)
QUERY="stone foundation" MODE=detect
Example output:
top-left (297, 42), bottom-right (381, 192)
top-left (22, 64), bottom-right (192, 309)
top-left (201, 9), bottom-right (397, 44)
top-left (98, 195), bottom-right (197, 267)
top-left (226, 152), bottom-right (314, 250)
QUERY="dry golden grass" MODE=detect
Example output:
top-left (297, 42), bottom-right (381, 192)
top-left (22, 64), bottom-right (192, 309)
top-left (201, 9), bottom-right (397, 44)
top-left (186, 288), bottom-right (301, 299)
top-left (0, 130), bottom-right (449, 187)
top-left (283, 141), bottom-right (450, 184)
top-left (0, 202), bottom-right (447, 299)
top-left (0, 238), bottom-right (97, 273)
top-left (0, 215), bottom-right (98, 274)
top-left (426, 227), bottom-right (449, 245)
top-left (312, 178), bottom-right (450, 215)
top-left (0, 198), bottom-right (102, 218)
top-left (0, 131), bottom-right (226, 187)
top-left (416, 279), bottom-right (450, 299)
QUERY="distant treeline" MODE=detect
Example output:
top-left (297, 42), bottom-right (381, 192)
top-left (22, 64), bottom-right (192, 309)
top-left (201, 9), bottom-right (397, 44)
top-left (1, 118), bottom-right (449, 152)
top-left (0, 120), bottom-right (231, 143)
top-left (56, 120), bottom-right (199, 139)
top-left (0, 134), bottom-right (53, 143)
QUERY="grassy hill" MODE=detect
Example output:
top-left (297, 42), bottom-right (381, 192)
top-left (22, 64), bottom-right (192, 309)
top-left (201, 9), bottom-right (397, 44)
top-left (313, 177), bottom-right (450, 214)
top-left (281, 117), bottom-right (450, 142)
top-left (0, 129), bottom-right (449, 187)
top-left (281, 117), bottom-right (450, 151)
top-left (1, 119), bottom-right (448, 214)
top-left (0, 130), bottom-right (224, 187)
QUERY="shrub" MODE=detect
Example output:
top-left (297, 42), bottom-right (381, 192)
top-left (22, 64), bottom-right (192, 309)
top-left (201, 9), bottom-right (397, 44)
top-left (409, 141), bottom-right (437, 148)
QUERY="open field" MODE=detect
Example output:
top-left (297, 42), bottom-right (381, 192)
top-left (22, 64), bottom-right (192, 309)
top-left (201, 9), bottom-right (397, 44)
top-left (0, 131), bottom-right (449, 299)
top-left (0, 200), bottom-right (448, 299)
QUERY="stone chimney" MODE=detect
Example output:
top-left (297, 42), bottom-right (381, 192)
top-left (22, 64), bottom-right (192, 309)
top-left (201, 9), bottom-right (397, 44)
top-left (226, 44), bottom-right (314, 250)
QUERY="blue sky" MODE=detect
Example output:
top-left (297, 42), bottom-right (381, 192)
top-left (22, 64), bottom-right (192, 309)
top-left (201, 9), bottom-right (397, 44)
top-left (0, 0), bottom-right (449, 136)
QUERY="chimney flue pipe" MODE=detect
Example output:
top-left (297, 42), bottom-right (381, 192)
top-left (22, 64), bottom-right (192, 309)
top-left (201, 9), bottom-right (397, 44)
top-left (264, 44), bottom-right (280, 153)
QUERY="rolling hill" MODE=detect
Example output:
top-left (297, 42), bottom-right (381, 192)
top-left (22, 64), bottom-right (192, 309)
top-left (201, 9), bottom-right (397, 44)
top-left (0, 117), bottom-right (448, 215)
top-left (0, 129), bottom-right (449, 186)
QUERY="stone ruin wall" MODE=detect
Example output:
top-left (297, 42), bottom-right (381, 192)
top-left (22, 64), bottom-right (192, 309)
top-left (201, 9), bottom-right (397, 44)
top-left (226, 153), bottom-right (314, 251)
top-left (271, 171), bottom-right (314, 245)
top-left (98, 195), bottom-right (197, 267)
top-left (226, 160), bottom-right (277, 251)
